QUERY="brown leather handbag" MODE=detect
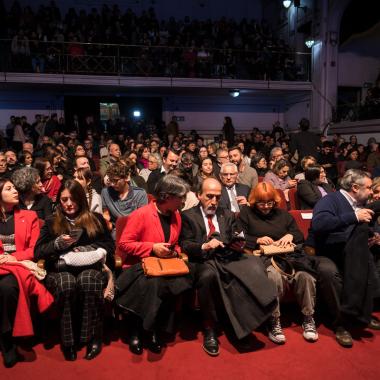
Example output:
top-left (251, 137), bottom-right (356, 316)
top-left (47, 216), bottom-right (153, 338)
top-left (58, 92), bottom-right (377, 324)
top-left (142, 257), bottom-right (190, 277)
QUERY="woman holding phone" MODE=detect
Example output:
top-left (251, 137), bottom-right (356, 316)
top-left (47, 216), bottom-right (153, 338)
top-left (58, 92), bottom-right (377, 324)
top-left (35, 180), bottom-right (114, 361)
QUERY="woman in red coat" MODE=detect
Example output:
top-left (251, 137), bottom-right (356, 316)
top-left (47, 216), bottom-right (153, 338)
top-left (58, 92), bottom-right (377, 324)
top-left (0, 179), bottom-right (53, 368)
top-left (115, 175), bottom-right (193, 355)
top-left (33, 157), bottom-right (61, 203)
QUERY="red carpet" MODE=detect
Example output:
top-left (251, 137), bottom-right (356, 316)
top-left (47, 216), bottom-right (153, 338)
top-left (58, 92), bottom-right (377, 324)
top-left (2, 314), bottom-right (380, 380)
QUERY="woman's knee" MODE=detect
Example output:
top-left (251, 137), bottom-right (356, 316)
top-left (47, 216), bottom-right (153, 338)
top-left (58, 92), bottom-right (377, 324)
top-left (77, 270), bottom-right (104, 292)
top-left (0, 274), bottom-right (19, 299)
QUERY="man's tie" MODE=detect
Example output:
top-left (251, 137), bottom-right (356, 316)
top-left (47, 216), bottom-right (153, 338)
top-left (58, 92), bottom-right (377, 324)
top-left (207, 215), bottom-right (216, 237)
top-left (228, 188), bottom-right (240, 212)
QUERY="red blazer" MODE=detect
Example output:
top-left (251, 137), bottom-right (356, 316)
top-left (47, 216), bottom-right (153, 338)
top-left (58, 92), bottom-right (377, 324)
top-left (0, 208), bottom-right (53, 337)
top-left (118, 202), bottom-right (182, 267)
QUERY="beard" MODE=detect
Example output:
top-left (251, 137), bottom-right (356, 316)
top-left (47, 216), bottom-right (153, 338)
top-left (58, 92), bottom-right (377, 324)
top-left (204, 206), bottom-right (217, 216)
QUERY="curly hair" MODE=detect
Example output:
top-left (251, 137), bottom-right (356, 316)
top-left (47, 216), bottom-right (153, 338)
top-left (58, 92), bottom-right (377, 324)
top-left (11, 167), bottom-right (40, 193)
top-left (106, 161), bottom-right (131, 179)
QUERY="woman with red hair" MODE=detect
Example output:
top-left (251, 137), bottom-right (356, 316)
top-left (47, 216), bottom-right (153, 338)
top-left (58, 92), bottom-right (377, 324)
top-left (238, 182), bottom-right (318, 345)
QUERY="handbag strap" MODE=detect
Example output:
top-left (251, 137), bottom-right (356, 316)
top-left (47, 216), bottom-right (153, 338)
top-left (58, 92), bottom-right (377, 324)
top-left (270, 256), bottom-right (295, 279)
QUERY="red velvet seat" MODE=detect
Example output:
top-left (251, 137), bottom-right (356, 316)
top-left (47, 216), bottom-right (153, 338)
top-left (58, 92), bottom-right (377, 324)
top-left (288, 209), bottom-right (313, 240)
top-left (288, 188), bottom-right (300, 210)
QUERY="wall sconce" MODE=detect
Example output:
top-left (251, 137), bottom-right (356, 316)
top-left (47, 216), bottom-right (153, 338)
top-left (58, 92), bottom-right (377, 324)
top-left (305, 38), bottom-right (315, 48)
top-left (329, 31), bottom-right (338, 46)
top-left (283, 0), bottom-right (292, 8)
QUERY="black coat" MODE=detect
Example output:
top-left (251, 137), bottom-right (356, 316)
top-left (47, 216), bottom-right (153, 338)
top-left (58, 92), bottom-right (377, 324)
top-left (296, 180), bottom-right (334, 210)
top-left (180, 205), bottom-right (277, 338)
top-left (34, 212), bottom-right (115, 271)
top-left (219, 183), bottom-right (250, 211)
top-left (290, 130), bottom-right (320, 160)
top-left (19, 194), bottom-right (52, 220)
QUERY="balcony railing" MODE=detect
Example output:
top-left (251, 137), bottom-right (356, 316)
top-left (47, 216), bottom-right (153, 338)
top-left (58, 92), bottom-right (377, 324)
top-left (1, 39), bottom-right (312, 81)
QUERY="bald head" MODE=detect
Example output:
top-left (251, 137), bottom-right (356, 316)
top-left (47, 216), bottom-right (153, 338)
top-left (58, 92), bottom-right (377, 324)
top-left (198, 177), bottom-right (222, 215)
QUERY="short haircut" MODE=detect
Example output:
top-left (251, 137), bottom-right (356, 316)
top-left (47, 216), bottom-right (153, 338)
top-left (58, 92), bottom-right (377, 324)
top-left (270, 147), bottom-right (283, 159)
top-left (106, 161), bottom-right (131, 179)
top-left (216, 148), bottom-right (228, 157)
top-left (74, 155), bottom-right (89, 167)
top-left (154, 174), bottom-right (189, 203)
top-left (248, 182), bottom-right (281, 207)
top-left (220, 162), bottom-right (238, 173)
top-left (149, 152), bottom-right (162, 167)
top-left (162, 149), bottom-right (179, 160)
top-left (228, 146), bottom-right (242, 154)
top-left (305, 165), bottom-right (322, 183)
top-left (11, 167), bottom-right (40, 193)
top-left (340, 169), bottom-right (371, 192)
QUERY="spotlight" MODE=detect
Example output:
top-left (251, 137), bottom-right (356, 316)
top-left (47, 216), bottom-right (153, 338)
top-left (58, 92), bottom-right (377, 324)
top-left (133, 110), bottom-right (141, 118)
top-left (305, 39), bottom-right (315, 48)
top-left (283, 0), bottom-right (292, 9)
top-left (229, 89), bottom-right (240, 98)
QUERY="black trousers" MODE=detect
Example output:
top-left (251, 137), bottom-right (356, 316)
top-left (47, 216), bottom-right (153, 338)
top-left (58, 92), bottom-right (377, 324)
top-left (45, 269), bottom-right (106, 347)
top-left (0, 274), bottom-right (19, 336)
top-left (193, 262), bottom-right (220, 326)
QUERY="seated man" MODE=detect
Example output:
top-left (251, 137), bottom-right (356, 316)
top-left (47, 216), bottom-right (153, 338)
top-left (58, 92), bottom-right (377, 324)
top-left (101, 161), bottom-right (148, 229)
top-left (100, 143), bottom-right (121, 177)
top-left (218, 162), bottom-right (250, 212)
top-left (307, 169), bottom-right (380, 347)
top-left (180, 178), bottom-right (277, 356)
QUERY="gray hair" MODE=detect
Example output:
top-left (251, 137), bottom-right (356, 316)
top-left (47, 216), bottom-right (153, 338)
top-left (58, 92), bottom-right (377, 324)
top-left (149, 152), bottom-right (162, 168)
top-left (220, 162), bottom-right (238, 173)
top-left (340, 169), bottom-right (371, 191)
top-left (154, 174), bottom-right (190, 203)
top-left (270, 147), bottom-right (283, 159)
top-left (11, 167), bottom-right (40, 193)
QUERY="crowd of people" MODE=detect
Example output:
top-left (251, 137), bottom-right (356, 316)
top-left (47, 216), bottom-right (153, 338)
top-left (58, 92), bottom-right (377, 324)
top-left (0, 1), bottom-right (303, 80)
top-left (1, 112), bottom-right (380, 368)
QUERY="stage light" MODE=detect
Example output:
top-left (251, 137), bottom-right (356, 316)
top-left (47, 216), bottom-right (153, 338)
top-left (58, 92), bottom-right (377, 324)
top-left (305, 39), bottom-right (315, 48)
top-left (283, 0), bottom-right (292, 9)
top-left (133, 110), bottom-right (141, 118)
top-left (229, 89), bottom-right (240, 98)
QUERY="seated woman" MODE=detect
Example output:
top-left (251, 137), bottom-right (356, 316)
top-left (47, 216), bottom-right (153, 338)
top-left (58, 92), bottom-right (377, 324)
top-left (12, 167), bottom-right (53, 220)
top-left (33, 157), bottom-right (61, 203)
top-left (294, 156), bottom-right (317, 181)
top-left (0, 179), bottom-right (53, 368)
top-left (251, 153), bottom-right (269, 177)
top-left (73, 167), bottom-right (102, 213)
top-left (115, 175), bottom-right (193, 355)
top-left (297, 165), bottom-right (334, 210)
top-left (345, 148), bottom-right (365, 171)
top-left (238, 182), bottom-right (318, 344)
top-left (193, 157), bottom-right (215, 190)
top-left (264, 159), bottom-right (297, 201)
top-left (34, 180), bottom-right (115, 361)
top-left (18, 150), bottom-right (33, 168)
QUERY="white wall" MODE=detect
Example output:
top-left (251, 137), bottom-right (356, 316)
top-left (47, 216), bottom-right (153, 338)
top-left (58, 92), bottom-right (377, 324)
top-left (284, 98), bottom-right (311, 131)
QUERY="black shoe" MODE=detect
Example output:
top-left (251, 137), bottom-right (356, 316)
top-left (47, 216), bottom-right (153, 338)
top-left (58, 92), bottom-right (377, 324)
top-left (129, 334), bottom-right (143, 355)
top-left (1, 344), bottom-right (20, 368)
top-left (85, 339), bottom-right (102, 360)
top-left (62, 346), bottom-right (77, 361)
top-left (368, 317), bottom-right (380, 330)
top-left (147, 332), bottom-right (162, 354)
top-left (202, 329), bottom-right (219, 356)
top-left (335, 326), bottom-right (353, 348)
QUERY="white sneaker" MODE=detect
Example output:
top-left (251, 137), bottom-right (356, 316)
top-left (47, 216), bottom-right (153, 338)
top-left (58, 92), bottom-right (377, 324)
top-left (268, 317), bottom-right (286, 344)
top-left (302, 315), bottom-right (319, 342)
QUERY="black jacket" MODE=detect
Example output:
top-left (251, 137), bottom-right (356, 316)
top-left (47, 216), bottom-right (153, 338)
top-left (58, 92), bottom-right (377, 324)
top-left (296, 180), bottom-right (334, 210)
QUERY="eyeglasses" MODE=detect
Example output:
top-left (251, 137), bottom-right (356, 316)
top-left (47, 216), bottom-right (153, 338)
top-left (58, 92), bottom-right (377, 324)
top-left (256, 201), bottom-right (275, 207)
top-left (109, 177), bottom-right (123, 184)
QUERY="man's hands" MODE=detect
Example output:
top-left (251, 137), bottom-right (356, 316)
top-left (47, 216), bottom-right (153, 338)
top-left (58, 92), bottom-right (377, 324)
top-left (356, 208), bottom-right (374, 223)
top-left (202, 238), bottom-right (225, 251)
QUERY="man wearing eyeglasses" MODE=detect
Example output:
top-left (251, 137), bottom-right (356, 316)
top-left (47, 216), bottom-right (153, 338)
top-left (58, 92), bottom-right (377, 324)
top-left (180, 178), bottom-right (277, 357)
top-left (218, 162), bottom-right (250, 212)
top-left (307, 169), bottom-right (380, 347)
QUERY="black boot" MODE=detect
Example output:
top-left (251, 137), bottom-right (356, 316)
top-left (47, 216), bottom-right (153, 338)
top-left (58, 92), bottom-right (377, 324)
top-left (62, 345), bottom-right (77, 361)
top-left (128, 315), bottom-right (143, 355)
top-left (0, 333), bottom-right (20, 368)
top-left (85, 338), bottom-right (102, 360)
top-left (146, 331), bottom-right (162, 354)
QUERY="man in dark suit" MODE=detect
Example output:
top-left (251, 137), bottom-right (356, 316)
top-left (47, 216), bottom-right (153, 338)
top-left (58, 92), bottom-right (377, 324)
top-left (289, 118), bottom-right (320, 161)
top-left (180, 178), bottom-right (277, 356)
top-left (218, 162), bottom-right (250, 212)
top-left (146, 149), bottom-right (179, 194)
top-left (307, 169), bottom-right (380, 347)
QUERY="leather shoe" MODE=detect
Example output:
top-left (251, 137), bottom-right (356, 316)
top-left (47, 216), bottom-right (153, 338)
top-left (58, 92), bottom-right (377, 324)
top-left (335, 326), bottom-right (353, 348)
top-left (202, 329), bottom-right (219, 356)
top-left (1, 344), bottom-right (21, 368)
top-left (368, 318), bottom-right (380, 330)
top-left (147, 332), bottom-right (162, 354)
top-left (85, 340), bottom-right (102, 360)
top-left (62, 346), bottom-right (77, 361)
top-left (129, 335), bottom-right (143, 355)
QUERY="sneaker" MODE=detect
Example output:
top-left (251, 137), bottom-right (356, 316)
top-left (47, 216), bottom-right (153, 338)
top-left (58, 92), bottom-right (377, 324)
top-left (268, 317), bottom-right (286, 344)
top-left (302, 315), bottom-right (319, 342)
